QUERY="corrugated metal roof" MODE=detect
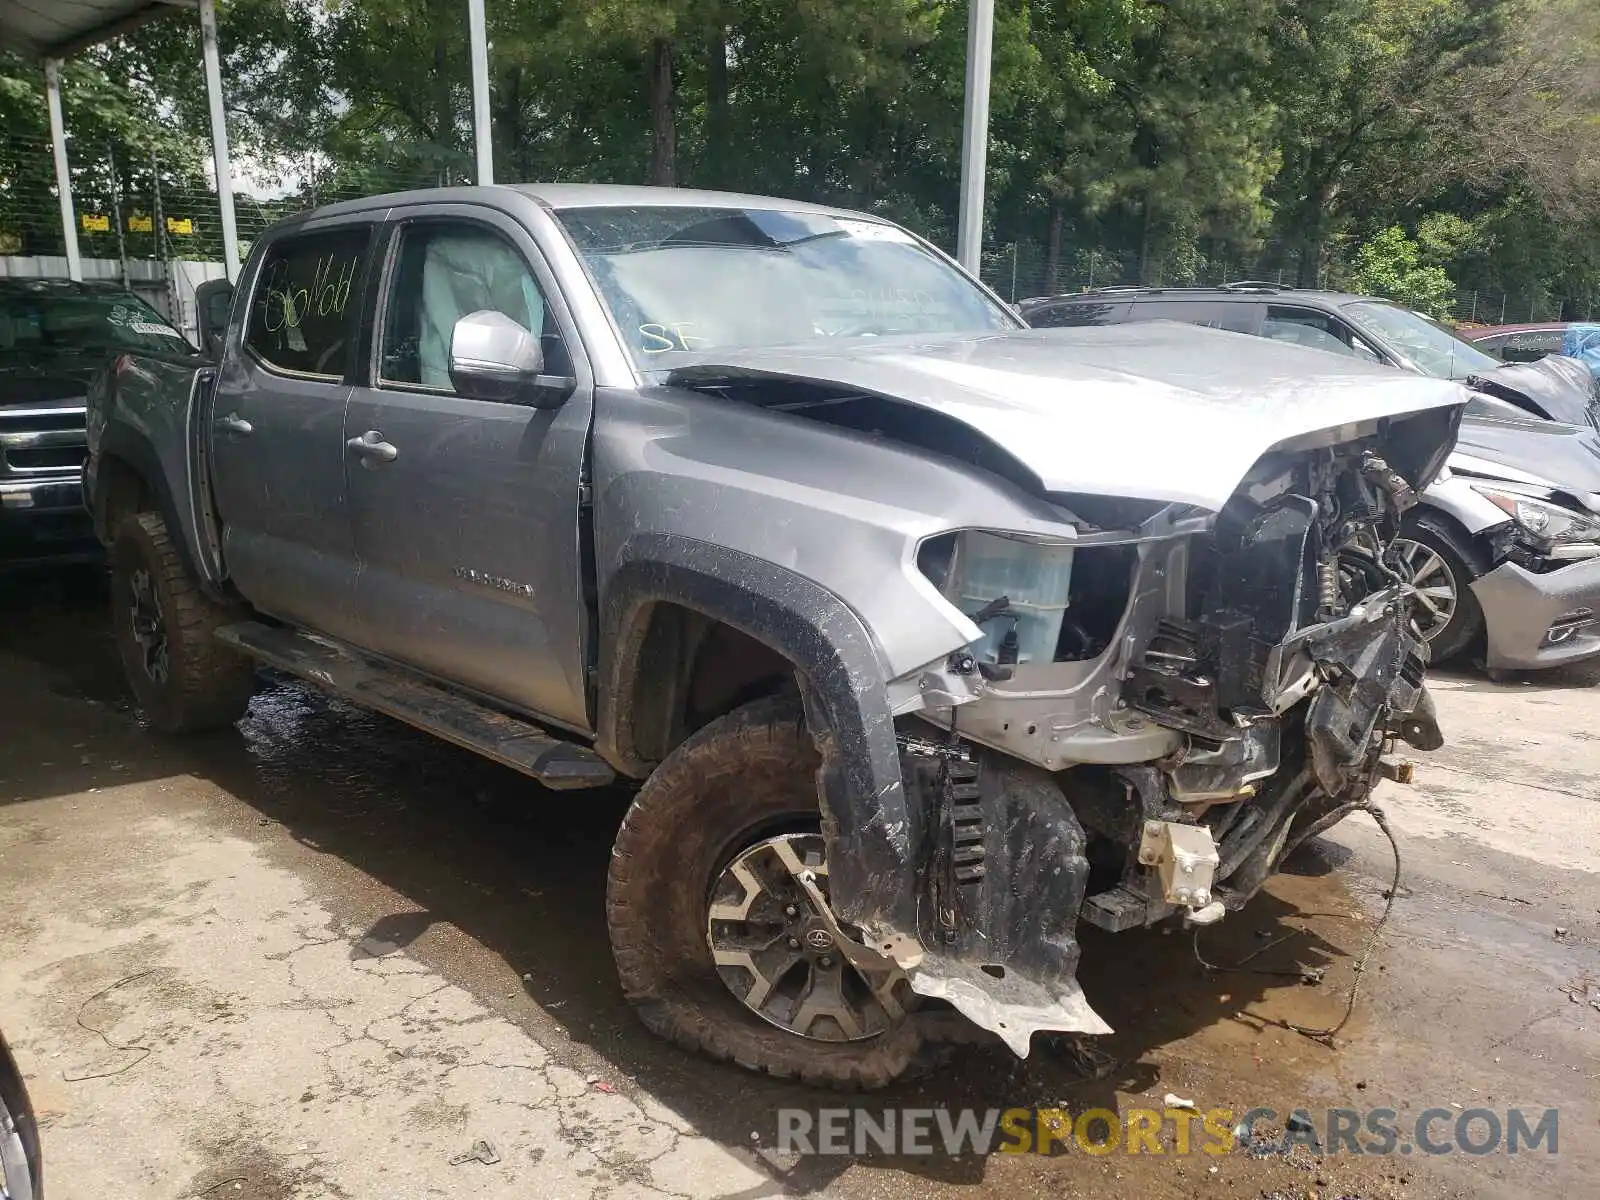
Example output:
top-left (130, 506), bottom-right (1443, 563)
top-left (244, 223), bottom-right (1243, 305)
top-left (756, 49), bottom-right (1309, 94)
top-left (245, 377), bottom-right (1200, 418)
top-left (0, 0), bottom-right (190, 59)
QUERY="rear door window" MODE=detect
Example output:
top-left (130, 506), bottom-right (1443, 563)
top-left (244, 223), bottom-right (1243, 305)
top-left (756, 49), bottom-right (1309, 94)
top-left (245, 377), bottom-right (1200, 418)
top-left (245, 226), bottom-right (371, 379)
top-left (1262, 305), bottom-right (1382, 362)
top-left (1122, 300), bottom-right (1260, 334)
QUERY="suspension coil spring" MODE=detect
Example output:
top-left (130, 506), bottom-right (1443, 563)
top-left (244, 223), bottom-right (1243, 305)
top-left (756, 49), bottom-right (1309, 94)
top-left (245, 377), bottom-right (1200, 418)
top-left (1318, 557), bottom-right (1341, 613)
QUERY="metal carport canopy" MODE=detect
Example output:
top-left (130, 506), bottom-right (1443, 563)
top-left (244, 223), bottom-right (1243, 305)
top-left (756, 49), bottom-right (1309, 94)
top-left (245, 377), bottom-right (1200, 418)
top-left (0, 0), bottom-right (189, 60)
top-left (0, 0), bottom-right (243, 285)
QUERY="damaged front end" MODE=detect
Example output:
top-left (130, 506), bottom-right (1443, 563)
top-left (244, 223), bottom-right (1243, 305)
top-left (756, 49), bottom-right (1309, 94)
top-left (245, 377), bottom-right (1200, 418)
top-left (840, 429), bottom-right (1452, 1056)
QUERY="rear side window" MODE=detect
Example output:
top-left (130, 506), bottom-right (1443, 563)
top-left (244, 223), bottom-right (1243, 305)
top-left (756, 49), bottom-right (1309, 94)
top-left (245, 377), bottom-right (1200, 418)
top-left (1123, 300), bottom-right (1259, 334)
top-left (246, 227), bottom-right (370, 379)
top-left (1025, 300), bottom-right (1131, 327)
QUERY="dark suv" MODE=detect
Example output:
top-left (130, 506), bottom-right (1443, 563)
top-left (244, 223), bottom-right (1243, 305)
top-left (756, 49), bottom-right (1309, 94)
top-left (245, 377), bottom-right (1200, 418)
top-left (1, 278), bottom-right (193, 564)
top-left (1021, 283), bottom-right (1598, 427)
top-left (1022, 283), bottom-right (1488, 369)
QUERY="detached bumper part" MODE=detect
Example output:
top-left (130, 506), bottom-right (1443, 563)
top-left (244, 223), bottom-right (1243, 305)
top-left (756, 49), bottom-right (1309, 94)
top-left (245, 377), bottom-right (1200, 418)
top-left (1471, 556), bottom-right (1600, 669)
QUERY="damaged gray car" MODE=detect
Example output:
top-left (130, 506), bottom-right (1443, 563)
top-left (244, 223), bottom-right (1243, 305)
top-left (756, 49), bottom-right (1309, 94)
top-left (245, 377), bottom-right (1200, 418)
top-left (86, 186), bottom-right (1464, 1086)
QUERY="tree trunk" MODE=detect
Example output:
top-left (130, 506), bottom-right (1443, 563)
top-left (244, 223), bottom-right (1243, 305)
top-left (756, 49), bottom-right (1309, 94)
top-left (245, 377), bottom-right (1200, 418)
top-left (704, 28), bottom-right (730, 185)
top-left (649, 37), bottom-right (677, 188)
top-left (497, 65), bottom-right (524, 180)
top-left (1138, 194), bottom-right (1157, 285)
top-left (1044, 200), bottom-right (1065, 294)
top-left (1298, 175), bottom-right (1336, 288)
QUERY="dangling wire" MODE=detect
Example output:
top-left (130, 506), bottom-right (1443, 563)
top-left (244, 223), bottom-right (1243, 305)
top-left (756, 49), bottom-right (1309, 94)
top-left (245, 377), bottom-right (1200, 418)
top-left (1193, 802), bottom-right (1402, 1044)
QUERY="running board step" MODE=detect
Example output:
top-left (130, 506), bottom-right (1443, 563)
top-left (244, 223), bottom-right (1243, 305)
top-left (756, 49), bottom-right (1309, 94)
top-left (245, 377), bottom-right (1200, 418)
top-left (215, 621), bottom-right (615, 790)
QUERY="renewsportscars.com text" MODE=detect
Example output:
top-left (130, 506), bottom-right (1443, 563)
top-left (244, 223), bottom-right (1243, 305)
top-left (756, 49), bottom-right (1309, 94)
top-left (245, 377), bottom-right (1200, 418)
top-left (776, 1106), bottom-right (1559, 1157)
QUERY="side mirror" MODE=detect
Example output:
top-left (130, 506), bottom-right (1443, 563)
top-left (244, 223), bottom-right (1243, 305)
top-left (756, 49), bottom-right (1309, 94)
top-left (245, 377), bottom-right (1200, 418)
top-left (1349, 336), bottom-right (1382, 364)
top-left (449, 310), bottom-right (570, 407)
top-left (194, 278), bottom-right (232, 359)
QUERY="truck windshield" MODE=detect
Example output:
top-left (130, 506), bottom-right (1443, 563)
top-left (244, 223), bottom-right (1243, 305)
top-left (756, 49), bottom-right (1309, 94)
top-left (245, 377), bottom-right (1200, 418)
top-left (0, 290), bottom-right (192, 360)
top-left (1341, 301), bottom-right (1498, 380)
top-left (553, 205), bottom-right (1019, 366)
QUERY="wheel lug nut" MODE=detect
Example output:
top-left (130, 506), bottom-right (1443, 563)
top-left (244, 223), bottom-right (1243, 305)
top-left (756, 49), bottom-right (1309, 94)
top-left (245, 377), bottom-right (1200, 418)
top-left (819, 955), bottom-right (834, 969)
top-left (783, 905), bottom-right (799, 918)
top-left (787, 936), bottom-right (801, 950)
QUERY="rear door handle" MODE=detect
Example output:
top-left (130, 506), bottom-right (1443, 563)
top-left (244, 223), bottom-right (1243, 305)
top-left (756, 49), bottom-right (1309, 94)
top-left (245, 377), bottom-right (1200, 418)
top-left (346, 430), bottom-right (399, 466)
top-left (218, 412), bottom-right (253, 436)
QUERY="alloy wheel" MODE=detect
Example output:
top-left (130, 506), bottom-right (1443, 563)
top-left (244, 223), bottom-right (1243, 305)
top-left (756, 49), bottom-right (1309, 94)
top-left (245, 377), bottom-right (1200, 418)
top-left (127, 566), bottom-right (170, 684)
top-left (1391, 536), bottom-right (1459, 643)
top-left (706, 832), bottom-right (906, 1042)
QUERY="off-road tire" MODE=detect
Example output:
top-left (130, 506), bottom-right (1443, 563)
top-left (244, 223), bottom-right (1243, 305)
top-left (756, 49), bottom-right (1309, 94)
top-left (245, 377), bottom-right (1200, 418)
top-left (110, 511), bottom-right (255, 733)
top-left (606, 696), bottom-right (927, 1088)
top-left (1400, 510), bottom-right (1487, 665)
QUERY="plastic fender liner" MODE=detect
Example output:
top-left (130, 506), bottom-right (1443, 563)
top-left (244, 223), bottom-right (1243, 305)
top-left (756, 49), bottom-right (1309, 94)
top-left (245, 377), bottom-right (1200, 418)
top-left (898, 746), bottom-right (1111, 1055)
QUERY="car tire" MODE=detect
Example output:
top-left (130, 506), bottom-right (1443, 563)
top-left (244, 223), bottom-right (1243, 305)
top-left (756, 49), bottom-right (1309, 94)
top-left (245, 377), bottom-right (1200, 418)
top-left (606, 695), bottom-right (927, 1088)
top-left (110, 511), bottom-right (255, 733)
top-left (1396, 511), bottom-right (1487, 665)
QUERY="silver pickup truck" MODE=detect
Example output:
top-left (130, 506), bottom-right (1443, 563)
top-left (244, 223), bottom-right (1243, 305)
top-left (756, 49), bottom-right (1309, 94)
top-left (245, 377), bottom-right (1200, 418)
top-left (86, 184), bottom-right (1464, 1086)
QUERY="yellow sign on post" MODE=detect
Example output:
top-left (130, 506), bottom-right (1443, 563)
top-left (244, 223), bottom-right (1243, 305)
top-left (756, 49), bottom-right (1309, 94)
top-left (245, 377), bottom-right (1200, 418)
top-left (128, 214), bottom-right (154, 233)
top-left (166, 217), bottom-right (194, 235)
top-left (80, 213), bottom-right (110, 232)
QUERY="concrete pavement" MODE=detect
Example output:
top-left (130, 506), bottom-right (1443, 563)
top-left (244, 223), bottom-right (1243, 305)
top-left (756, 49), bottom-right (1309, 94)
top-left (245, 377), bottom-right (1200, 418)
top-left (0, 569), bottom-right (1594, 1199)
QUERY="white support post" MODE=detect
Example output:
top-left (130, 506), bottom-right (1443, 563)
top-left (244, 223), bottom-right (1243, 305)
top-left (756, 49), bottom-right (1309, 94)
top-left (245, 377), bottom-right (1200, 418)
top-left (199, 0), bottom-right (240, 282)
top-left (955, 0), bottom-right (994, 273)
top-left (44, 60), bottom-right (82, 282)
top-left (468, 0), bottom-right (494, 185)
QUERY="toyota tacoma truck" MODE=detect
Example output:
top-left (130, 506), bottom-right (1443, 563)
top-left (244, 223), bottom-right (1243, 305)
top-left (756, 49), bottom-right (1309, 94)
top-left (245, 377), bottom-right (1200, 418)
top-left (86, 185), bottom-right (1463, 1086)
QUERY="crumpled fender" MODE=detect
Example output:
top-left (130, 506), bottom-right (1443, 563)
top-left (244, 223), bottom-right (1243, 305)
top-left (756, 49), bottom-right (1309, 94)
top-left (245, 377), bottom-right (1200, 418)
top-left (597, 534), bottom-right (1110, 1048)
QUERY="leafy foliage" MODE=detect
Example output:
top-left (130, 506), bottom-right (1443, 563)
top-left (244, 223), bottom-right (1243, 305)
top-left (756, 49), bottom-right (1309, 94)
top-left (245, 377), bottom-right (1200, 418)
top-left (4, 0), bottom-right (1600, 316)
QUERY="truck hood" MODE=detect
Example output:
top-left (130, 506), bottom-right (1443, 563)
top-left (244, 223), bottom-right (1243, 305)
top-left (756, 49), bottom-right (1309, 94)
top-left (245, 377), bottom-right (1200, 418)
top-left (667, 324), bottom-right (1468, 511)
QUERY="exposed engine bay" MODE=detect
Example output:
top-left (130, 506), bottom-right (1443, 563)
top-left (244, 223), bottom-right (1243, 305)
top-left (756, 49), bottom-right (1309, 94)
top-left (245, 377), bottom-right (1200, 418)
top-left (883, 436), bottom-right (1445, 1054)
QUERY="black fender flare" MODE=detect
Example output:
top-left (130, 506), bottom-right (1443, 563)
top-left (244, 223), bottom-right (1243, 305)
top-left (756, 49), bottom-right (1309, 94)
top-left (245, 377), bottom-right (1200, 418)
top-left (597, 532), bottom-right (918, 933)
top-left (91, 422), bottom-right (214, 593)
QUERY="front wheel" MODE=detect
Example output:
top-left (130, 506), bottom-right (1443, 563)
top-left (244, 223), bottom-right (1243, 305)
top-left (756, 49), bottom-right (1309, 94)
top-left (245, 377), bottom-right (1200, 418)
top-left (110, 512), bottom-right (255, 733)
top-left (1394, 512), bottom-right (1487, 665)
top-left (605, 696), bottom-right (926, 1088)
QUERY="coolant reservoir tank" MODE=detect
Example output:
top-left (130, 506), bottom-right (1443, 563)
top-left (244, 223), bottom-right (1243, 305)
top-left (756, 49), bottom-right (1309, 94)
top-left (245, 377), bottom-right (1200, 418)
top-left (948, 531), bottom-right (1074, 664)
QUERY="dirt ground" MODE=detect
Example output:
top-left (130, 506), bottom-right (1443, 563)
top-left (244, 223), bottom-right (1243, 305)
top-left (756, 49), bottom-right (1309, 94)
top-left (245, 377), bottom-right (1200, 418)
top-left (0, 566), bottom-right (1595, 1200)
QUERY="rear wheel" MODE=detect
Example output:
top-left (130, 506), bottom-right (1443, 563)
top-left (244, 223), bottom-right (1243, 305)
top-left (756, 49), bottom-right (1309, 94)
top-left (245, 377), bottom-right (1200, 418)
top-left (1395, 512), bottom-right (1487, 664)
top-left (606, 696), bottom-right (925, 1088)
top-left (111, 512), bottom-right (255, 732)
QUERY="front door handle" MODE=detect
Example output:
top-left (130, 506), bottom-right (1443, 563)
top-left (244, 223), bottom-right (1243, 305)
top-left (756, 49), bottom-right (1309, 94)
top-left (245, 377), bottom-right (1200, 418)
top-left (346, 430), bottom-right (399, 466)
top-left (218, 412), bottom-right (253, 436)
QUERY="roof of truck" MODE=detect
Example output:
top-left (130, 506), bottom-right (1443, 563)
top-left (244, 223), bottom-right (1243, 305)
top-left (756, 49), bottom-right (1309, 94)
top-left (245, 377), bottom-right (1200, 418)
top-left (270, 183), bottom-right (876, 230)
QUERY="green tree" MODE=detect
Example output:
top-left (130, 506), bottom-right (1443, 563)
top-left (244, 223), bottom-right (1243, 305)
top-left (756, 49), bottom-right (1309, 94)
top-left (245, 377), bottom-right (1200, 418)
top-left (1344, 225), bottom-right (1458, 316)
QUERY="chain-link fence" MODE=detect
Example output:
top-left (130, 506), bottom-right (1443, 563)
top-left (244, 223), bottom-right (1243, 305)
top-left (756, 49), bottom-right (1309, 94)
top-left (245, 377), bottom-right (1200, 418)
top-left (974, 240), bottom-right (1300, 305)
top-left (0, 133), bottom-right (454, 265)
top-left (1448, 290), bottom-right (1597, 328)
